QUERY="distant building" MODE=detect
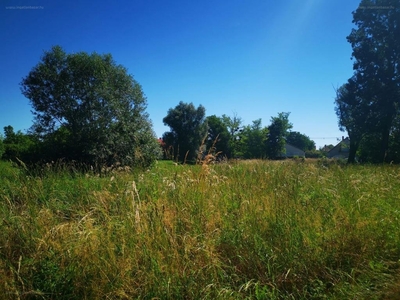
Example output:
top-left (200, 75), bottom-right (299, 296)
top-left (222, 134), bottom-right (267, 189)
top-left (320, 144), bottom-right (334, 153)
top-left (327, 137), bottom-right (350, 159)
top-left (281, 143), bottom-right (305, 158)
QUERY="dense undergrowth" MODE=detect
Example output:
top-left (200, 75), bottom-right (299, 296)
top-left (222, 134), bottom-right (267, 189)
top-left (1, 159), bottom-right (400, 299)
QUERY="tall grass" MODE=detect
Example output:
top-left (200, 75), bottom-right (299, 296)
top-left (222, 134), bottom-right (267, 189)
top-left (1, 159), bottom-right (400, 299)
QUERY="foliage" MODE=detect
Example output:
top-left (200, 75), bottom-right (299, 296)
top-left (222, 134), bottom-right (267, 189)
top-left (357, 131), bottom-right (385, 163)
top-left (305, 149), bottom-right (324, 158)
top-left (237, 119), bottom-right (268, 159)
top-left (1, 160), bottom-right (400, 299)
top-left (266, 112), bottom-right (292, 159)
top-left (341, 1), bottom-right (400, 162)
top-left (334, 81), bottom-right (371, 163)
top-left (20, 45), bottom-right (160, 168)
top-left (162, 101), bottom-right (208, 163)
top-left (221, 113), bottom-right (243, 158)
top-left (205, 115), bottom-right (230, 158)
top-left (286, 131), bottom-right (316, 151)
top-left (1, 126), bottom-right (37, 161)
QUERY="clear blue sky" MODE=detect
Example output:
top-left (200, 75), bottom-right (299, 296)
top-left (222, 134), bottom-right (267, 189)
top-left (1, 0), bottom-right (362, 148)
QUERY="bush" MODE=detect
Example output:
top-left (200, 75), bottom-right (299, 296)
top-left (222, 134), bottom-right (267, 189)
top-left (305, 149), bottom-right (324, 158)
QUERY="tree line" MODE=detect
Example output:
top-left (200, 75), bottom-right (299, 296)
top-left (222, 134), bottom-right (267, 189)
top-left (161, 103), bottom-right (317, 163)
top-left (0, 46), bottom-right (319, 168)
top-left (0, 99), bottom-right (319, 167)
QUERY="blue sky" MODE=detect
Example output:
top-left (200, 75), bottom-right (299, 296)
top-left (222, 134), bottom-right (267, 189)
top-left (1, 0), bottom-right (362, 148)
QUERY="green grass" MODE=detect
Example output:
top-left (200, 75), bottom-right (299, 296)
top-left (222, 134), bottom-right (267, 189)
top-left (1, 159), bottom-right (400, 299)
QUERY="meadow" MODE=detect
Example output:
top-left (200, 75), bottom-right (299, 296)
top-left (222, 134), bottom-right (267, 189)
top-left (1, 159), bottom-right (400, 299)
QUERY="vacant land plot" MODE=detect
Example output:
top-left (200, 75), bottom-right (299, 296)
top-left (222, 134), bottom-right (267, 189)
top-left (1, 159), bottom-right (399, 299)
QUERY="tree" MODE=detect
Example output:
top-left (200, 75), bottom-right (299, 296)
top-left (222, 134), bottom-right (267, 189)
top-left (346, 1), bottom-right (400, 162)
top-left (221, 113), bottom-right (243, 158)
top-left (205, 115), bottom-right (230, 159)
top-left (266, 112), bottom-right (292, 159)
top-left (286, 131), bottom-right (315, 152)
top-left (239, 119), bottom-right (268, 159)
top-left (162, 102), bottom-right (207, 163)
top-left (20, 46), bottom-right (160, 168)
top-left (334, 80), bottom-right (371, 163)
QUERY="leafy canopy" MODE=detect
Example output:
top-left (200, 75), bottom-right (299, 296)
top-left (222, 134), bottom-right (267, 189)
top-left (162, 101), bottom-right (207, 163)
top-left (342, 0), bottom-right (400, 162)
top-left (238, 119), bottom-right (269, 159)
top-left (21, 46), bottom-right (160, 168)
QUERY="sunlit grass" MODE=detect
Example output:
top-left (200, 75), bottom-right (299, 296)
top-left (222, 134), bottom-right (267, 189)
top-left (1, 159), bottom-right (400, 299)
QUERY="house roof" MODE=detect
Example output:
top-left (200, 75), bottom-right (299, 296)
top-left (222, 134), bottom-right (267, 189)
top-left (327, 137), bottom-right (350, 158)
top-left (281, 143), bottom-right (305, 157)
top-left (320, 145), bottom-right (332, 152)
top-left (328, 137), bottom-right (349, 152)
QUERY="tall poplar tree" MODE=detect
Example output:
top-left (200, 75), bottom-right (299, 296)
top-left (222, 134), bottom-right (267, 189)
top-left (346, 1), bottom-right (400, 162)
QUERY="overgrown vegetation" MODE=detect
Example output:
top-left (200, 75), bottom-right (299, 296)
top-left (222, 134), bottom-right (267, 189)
top-left (1, 159), bottom-right (399, 299)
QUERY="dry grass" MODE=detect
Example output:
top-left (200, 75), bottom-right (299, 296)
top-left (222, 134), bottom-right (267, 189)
top-left (0, 159), bottom-right (399, 299)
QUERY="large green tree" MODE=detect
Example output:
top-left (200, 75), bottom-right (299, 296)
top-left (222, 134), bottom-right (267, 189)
top-left (266, 112), bottom-right (292, 159)
top-left (162, 101), bottom-right (207, 163)
top-left (346, 0), bottom-right (400, 162)
top-left (21, 46), bottom-right (160, 168)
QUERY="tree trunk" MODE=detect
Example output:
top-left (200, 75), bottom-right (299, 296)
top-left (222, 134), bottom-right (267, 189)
top-left (380, 127), bottom-right (390, 163)
top-left (347, 139), bottom-right (359, 164)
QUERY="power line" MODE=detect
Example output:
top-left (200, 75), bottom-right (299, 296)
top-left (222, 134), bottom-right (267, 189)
top-left (310, 137), bottom-right (343, 139)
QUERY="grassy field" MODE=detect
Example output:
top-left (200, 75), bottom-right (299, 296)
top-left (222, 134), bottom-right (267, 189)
top-left (1, 159), bottom-right (400, 299)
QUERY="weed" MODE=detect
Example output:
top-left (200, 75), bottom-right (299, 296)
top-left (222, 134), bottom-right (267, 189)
top-left (0, 160), bottom-right (399, 298)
